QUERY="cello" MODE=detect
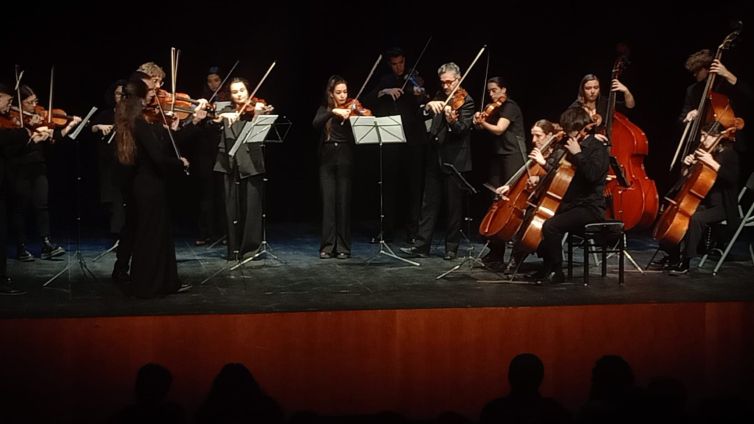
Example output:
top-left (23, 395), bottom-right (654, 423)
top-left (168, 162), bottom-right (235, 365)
top-left (603, 53), bottom-right (659, 230)
top-left (652, 123), bottom-right (742, 245)
top-left (479, 130), bottom-right (565, 241)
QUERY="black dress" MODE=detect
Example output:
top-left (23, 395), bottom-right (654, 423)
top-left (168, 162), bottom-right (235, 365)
top-left (128, 118), bottom-right (186, 297)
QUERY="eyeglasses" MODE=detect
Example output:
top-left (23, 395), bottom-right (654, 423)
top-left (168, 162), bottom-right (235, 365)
top-left (440, 79), bottom-right (457, 86)
top-left (23, 97), bottom-right (39, 105)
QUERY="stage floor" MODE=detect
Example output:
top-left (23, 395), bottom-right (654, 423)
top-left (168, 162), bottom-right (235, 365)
top-left (3, 223), bottom-right (754, 319)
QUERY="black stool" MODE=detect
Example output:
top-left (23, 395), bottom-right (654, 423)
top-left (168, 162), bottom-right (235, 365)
top-left (567, 220), bottom-right (625, 286)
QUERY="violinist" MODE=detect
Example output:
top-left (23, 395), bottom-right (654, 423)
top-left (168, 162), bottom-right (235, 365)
top-left (571, 74), bottom-right (635, 126)
top-left (136, 61), bottom-right (166, 92)
top-left (194, 66), bottom-right (230, 246)
top-left (312, 75), bottom-right (361, 259)
top-left (664, 125), bottom-right (740, 275)
top-left (91, 79), bottom-right (127, 248)
top-left (363, 47), bottom-right (429, 244)
top-left (9, 85), bottom-right (79, 262)
top-left (0, 83), bottom-right (53, 294)
top-left (113, 79), bottom-right (193, 297)
top-left (512, 107), bottom-right (609, 284)
top-left (400, 62), bottom-right (475, 260)
top-left (473, 76), bottom-right (526, 266)
top-left (213, 77), bottom-right (272, 261)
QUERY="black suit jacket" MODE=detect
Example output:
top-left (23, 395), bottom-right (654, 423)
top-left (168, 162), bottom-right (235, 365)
top-left (427, 90), bottom-right (475, 173)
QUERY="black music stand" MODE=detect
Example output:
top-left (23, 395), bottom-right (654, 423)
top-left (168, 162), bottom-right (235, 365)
top-left (435, 162), bottom-right (486, 279)
top-left (352, 115), bottom-right (420, 266)
top-left (44, 106), bottom-right (99, 289)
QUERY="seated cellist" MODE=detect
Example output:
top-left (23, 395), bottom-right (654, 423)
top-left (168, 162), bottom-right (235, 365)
top-left (664, 125), bottom-right (740, 275)
top-left (499, 107), bottom-right (609, 283)
top-left (482, 119), bottom-right (559, 272)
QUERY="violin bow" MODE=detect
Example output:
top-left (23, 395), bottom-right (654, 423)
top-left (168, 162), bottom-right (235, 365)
top-left (170, 47), bottom-right (180, 116)
top-left (236, 61), bottom-right (277, 116)
top-left (479, 49), bottom-right (490, 113)
top-left (208, 59), bottom-right (240, 104)
top-left (154, 99), bottom-right (189, 176)
top-left (353, 54), bottom-right (382, 102)
top-left (14, 65), bottom-right (24, 128)
top-left (338, 54), bottom-right (381, 126)
top-left (400, 36), bottom-right (432, 92)
top-left (48, 66), bottom-right (54, 126)
top-left (442, 45), bottom-right (486, 108)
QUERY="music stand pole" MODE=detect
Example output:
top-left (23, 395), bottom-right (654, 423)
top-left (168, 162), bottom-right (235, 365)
top-left (363, 117), bottom-right (419, 266)
top-left (44, 107), bottom-right (99, 288)
top-left (230, 137), bottom-right (282, 270)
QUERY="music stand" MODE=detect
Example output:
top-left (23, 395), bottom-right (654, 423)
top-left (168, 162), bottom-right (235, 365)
top-left (44, 106), bottom-right (99, 289)
top-left (435, 162), bottom-right (487, 279)
top-left (353, 115), bottom-right (419, 266)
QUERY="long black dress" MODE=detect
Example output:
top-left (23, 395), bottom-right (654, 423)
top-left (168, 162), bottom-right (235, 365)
top-left (129, 118), bottom-right (186, 297)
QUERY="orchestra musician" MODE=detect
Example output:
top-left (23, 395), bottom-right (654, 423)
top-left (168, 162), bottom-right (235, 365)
top-left (9, 85), bottom-right (81, 261)
top-left (0, 83), bottom-right (53, 294)
top-left (500, 107), bottom-right (609, 283)
top-left (400, 62), bottom-right (475, 261)
top-left (212, 77), bottom-right (273, 261)
top-left (473, 76), bottom-right (526, 267)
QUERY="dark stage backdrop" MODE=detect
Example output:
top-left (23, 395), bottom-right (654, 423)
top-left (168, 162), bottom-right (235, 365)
top-left (5, 1), bottom-right (752, 237)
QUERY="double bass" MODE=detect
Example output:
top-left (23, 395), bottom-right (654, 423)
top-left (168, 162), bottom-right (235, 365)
top-left (652, 124), bottom-right (741, 245)
top-left (603, 53), bottom-right (659, 230)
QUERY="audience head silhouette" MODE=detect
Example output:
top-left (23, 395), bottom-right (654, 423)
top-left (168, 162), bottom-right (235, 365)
top-left (508, 353), bottom-right (544, 395)
top-left (134, 363), bottom-right (173, 404)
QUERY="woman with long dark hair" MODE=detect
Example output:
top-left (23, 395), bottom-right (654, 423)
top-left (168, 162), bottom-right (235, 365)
top-left (114, 79), bottom-right (194, 297)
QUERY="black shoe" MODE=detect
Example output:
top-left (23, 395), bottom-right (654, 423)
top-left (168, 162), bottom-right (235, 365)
top-left (443, 250), bottom-right (457, 260)
top-left (399, 246), bottom-right (429, 258)
top-left (41, 238), bottom-right (65, 259)
top-left (406, 236), bottom-right (417, 245)
top-left (0, 278), bottom-right (26, 296)
top-left (320, 251), bottom-right (333, 259)
top-left (16, 245), bottom-right (34, 262)
top-left (668, 258), bottom-right (690, 276)
top-left (336, 252), bottom-right (351, 259)
top-left (176, 283), bottom-right (192, 293)
top-left (528, 269), bottom-right (565, 284)
top-left (503, 258), bottom-right (521, 275)
top-left (482, 251), bottom-right (504, 265)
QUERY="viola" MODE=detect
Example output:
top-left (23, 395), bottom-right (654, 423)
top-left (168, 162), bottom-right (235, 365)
top-left (602, 53), bottom-right (659, 230)
top-left (8, 105), bottom-right (71, 129)
top-left (479, 131), bottom-right (565, 241)
top-left (652, 126), bottom-right (739, 245)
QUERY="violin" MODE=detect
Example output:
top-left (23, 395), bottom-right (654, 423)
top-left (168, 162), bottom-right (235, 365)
top-left (8, 105), bottom-right (72, 129)
top-left (236, 97), bottom-right (271, 116)
top-left (477, 92), bottom-right (507, 123)
top-left (449, 88), bottom-right (468, 111)
top-left (340, 98), bottom-right (372, 116)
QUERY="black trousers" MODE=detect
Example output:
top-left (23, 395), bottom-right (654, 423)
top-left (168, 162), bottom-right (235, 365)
top-left (684, 203), bottom-right (726, 258)
top-left (319, 143), bottom-right (353, 255)
top-left (378, 143), bottom-right (425, 240)
top-left (539, 205), bottom-right (604, 273)
top-left (11, 166), bottom-right (51, 245)
top-left (223, 172), bottom-right (263, 260)
top-left (415, 157), bottom-right (466, 254)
